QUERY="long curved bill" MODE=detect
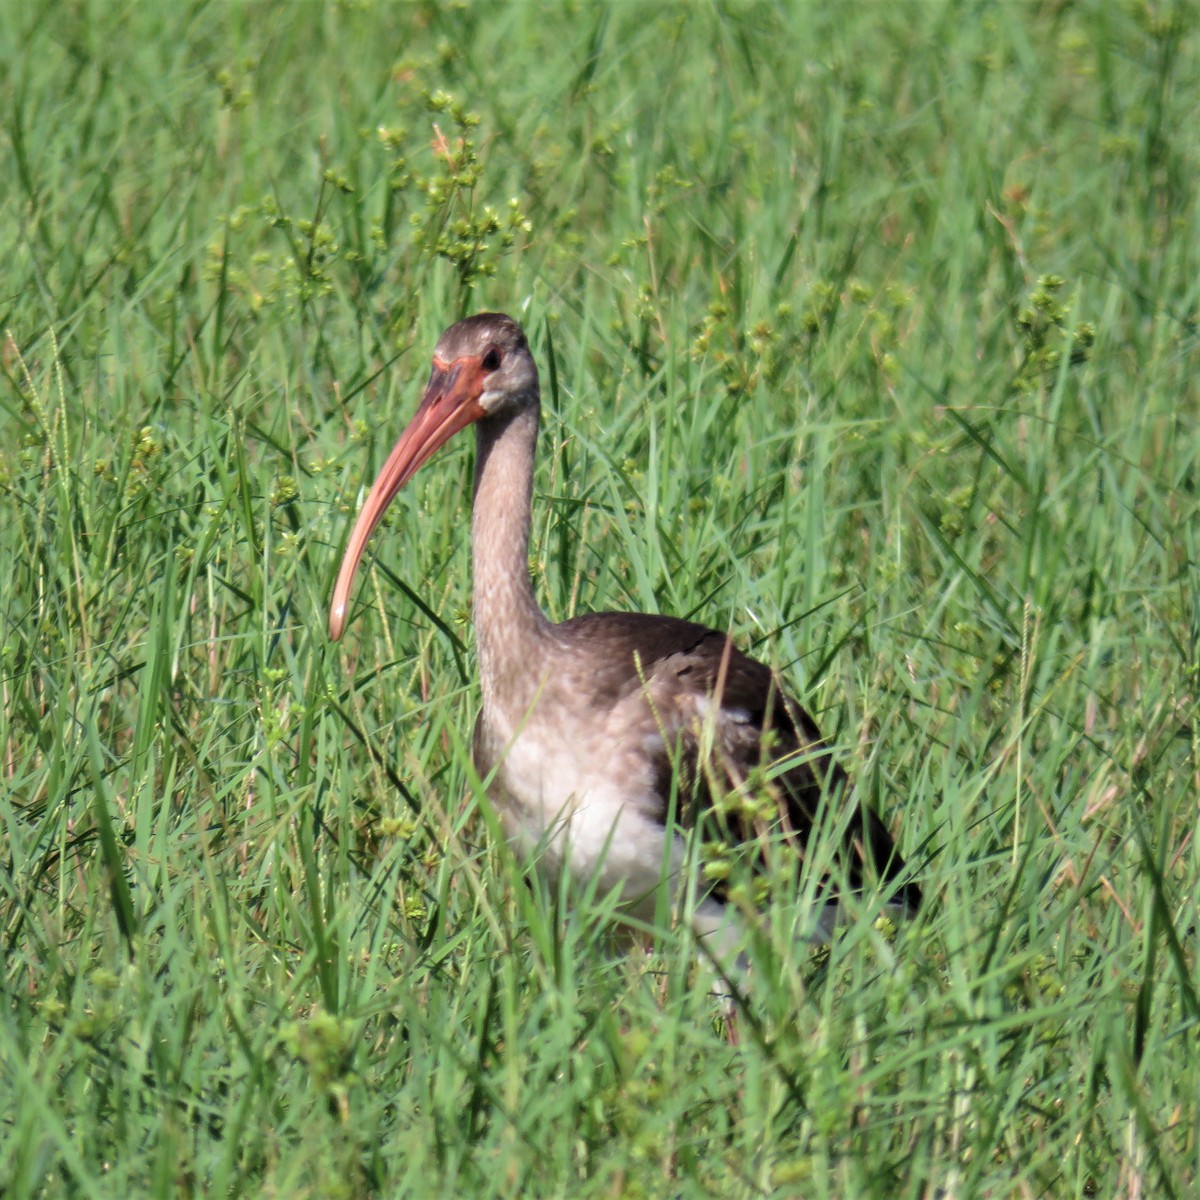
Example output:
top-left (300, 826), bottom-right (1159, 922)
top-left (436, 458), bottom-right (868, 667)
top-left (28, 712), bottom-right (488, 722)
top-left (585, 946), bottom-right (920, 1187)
top-left (328, 357), bottom-right (487, 640)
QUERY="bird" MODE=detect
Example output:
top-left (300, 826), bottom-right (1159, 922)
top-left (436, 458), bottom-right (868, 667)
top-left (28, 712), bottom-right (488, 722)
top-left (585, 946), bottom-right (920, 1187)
top-left (329, 312), bottom-right (921, 966)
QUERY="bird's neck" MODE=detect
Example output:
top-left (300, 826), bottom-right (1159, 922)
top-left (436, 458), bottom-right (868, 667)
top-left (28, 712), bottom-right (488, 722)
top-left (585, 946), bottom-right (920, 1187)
top-left (472, 403), bottom-right (551, 713)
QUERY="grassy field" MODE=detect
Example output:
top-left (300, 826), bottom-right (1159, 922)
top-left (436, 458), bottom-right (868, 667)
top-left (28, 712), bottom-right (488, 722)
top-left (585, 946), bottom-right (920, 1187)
top-left (2, 2), bottom-right (1198, 1196)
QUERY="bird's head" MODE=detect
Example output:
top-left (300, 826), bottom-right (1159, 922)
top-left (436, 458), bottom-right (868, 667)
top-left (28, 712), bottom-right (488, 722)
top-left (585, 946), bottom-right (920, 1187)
top-left (328, 312), bottom-right (537, 641)
top-left (436, 311), bottom-right (539, 418)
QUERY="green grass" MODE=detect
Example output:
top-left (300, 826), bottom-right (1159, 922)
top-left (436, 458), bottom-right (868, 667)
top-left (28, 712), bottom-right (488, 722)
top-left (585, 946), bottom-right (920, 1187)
top-left (2, 1), bottom-right (1198, 1195)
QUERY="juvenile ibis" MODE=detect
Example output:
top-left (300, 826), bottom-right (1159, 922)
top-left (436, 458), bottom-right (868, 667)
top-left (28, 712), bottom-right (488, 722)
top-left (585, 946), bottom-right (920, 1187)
top-left (330, 313), bottom-right (921, 960)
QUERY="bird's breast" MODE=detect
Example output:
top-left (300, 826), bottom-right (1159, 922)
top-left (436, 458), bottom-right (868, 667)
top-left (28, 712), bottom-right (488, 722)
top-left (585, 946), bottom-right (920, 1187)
top-left (473, 692), bottom-right (679, 911)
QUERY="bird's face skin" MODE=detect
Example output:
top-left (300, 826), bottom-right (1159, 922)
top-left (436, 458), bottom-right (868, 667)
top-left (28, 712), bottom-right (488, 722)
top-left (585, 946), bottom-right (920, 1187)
top-left (328, 312), bottom-right (537, 641)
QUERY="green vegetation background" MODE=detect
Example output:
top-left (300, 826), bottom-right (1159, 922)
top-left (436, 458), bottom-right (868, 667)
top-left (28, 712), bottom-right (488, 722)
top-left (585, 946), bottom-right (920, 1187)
top-left (2, 2), bottom-right (1197, 1196)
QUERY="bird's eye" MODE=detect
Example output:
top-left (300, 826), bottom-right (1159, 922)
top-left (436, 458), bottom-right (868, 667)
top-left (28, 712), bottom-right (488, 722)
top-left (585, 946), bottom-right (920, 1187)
top-left (482, 347), bottom-right (503, 372)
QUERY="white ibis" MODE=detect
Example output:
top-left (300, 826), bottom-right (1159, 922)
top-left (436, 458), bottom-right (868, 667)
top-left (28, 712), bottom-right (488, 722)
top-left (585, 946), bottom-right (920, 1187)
top-left (330, 313), bottom-right (921, 962)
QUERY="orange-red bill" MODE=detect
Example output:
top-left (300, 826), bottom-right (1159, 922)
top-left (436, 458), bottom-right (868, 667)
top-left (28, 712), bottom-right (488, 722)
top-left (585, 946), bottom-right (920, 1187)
top-left (328, 357), bottom-right (487, 640)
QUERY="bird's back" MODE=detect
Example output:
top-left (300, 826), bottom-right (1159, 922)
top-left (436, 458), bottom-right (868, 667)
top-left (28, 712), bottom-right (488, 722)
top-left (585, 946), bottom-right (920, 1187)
top-left (552, 610), bottom-right (922, 913)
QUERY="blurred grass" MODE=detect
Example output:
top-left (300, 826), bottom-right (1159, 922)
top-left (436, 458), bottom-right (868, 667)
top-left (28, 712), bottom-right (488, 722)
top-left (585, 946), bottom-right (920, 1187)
top-left (1, 1), bottom-right (1198, 1196)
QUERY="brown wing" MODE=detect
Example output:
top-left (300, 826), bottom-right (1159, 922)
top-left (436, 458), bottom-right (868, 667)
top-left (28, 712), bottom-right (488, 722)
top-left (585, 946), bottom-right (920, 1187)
top-left (557, 611), bottom-right (922, 912)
